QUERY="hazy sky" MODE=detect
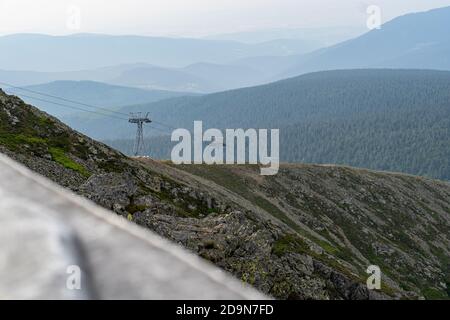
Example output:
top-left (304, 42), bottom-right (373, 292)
top-left (1, 0), bottom-right (450, 37)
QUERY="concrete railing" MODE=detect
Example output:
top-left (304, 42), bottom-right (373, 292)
top-left (0, 153), bottom-right (268, 300)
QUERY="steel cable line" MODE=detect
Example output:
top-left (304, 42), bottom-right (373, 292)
top-left (6, 91), bottom-right (172, 135)
top-left (0, 81), bottom-right (129, 117)
top-left (147, 125), bottom-right (172, 135)
top-left (151, 120), bottom-right (179, 130)
top-left (1, 80), bottom-right (179, 131)
top-left (5, 92), bottom-right (129, 121)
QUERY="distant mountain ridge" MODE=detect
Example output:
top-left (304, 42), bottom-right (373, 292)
top-left (99, 69), bottom-right (450, 181)
top-left (0, 33), bottom-right (319, 72)
top-left (279, 6), bottom-right (450, 78)
top-left (206, 26), bottom-right (364, 46)
top-left (3, 7), bottom-right (450, 92)
top-left (108, 62), bottom-right (264, 93)
top-left (0, 63), bottom-right (148, 86)
top-left (229, 6), bottom-right (450, 81)
top-left (0, 62), bottom-right (265, 93)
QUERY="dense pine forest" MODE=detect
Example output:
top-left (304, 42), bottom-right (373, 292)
top-left (102, 69), bottom-right (450, 181)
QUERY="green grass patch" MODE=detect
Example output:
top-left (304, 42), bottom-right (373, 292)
top-left (422, 287), bottom-right (449, 300)
top-left (272, 234), bottom-right (309, 257)
top-left (125, 203), bottom-right (148, 214)
top-left (0, 133), bottom-right (46, 150)
top-left (49, 147), bottom-right (90, 177)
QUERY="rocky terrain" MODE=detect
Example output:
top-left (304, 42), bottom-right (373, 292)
top-left (1, 89), bottom-right (449, 300)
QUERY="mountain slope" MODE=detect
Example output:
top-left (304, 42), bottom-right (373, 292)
top-left (167, 163), bottom-right (450, 300)
top-left (1, 89), bottom-right (449, 299)
top-left (99, 69), bottom-right (450, 181)
top-left (281, 6), bottom-right (450, 78)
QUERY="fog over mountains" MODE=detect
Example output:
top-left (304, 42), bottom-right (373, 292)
top-left (1, 6), bottom-right (450, 181)
top-left (280, 6), bottom-right (450, 77)
top-left (2, 7), bottom-right (450, 93)
top-left (205, 26), bottom-right (365, 46)
top-left (0, 62), bottom-right (265, 93)
top-left (0, 33), bottom-right (318, 72)
top-left (232, 6), bottom-right (450, 81)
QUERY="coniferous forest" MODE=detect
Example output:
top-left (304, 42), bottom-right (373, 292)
top-left (105, 69), bottom-right (450, 181)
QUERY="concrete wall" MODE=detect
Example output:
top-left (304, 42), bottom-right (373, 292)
top-left (0, 153), bottom-right (268, 300)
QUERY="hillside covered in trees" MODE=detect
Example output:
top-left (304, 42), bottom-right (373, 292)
top-left (104, 69), bottom-right (450, 181)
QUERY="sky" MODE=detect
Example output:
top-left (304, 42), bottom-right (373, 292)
top-left (0, 0), bottom-right (450, 37)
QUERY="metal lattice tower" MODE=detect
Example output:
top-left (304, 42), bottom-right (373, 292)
top-left (129, 112), bottom-right (152, 156)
